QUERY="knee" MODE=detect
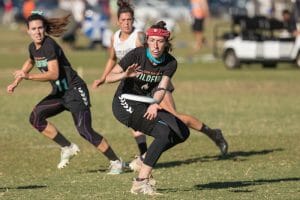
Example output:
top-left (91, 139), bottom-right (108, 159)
top-left (176, 119), bottom-right (190, 143)
top-left (89, 134), bottom-right (103, 147)
top-left (157, 130), bottom-right (173, 146)
top-left (29, 111), bottom-right (35, 126)
top-left (29, 111), bottom-right (46, 132)
top-left (76, 125), bottom-right (103, 147)
top-left (132, 130), bottom-right (144, 137)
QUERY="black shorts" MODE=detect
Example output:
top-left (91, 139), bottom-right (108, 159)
top-left (112, 94), bottom-right (188, 139)
top-left (63, 84), bottom-right (91, 113)
top-left (112, 95), bottom-right (155, 132)
top-left (192, 18), bottom-right (204, 32)
top-left (46, 84), bottom-right (91, 113)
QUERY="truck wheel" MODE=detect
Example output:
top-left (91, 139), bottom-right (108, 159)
top-left (262, 62), bottom-right (277, 68)
top-left (224, 50), bottom-right (240, 69)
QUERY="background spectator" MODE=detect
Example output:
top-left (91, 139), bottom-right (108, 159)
top-left (282, 9), bottom-right (300, 37)
top-left (2, 0), bottom-right (14, 25)
top-left (22, 0), bottom-right (35, 20)
top-left (190, 0), bottom-right (209, 51)
top-left (58, 0), bottom-right (86, 48)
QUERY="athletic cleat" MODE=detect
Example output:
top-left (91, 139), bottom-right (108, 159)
top-left (213, 129), bottom-right (228, 156)
top-left (57, 143), bottom-right (80, 169)
top-left (130, 178), bottom-right (161, 195)
top-left (148, 174), bottom-right (156, 187)
top-left (129, 155), bottom-right (143, 172)
top-left (107, 159), bottom-right (124, 175)
top-left (129, 156), bottom-right (156, 186)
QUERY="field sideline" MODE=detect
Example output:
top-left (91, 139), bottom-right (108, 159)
top-left (0, 22), bottom-right (300, 200)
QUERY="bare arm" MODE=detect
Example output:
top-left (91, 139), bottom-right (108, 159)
top-left (7, 58), bottom-right (34, 93)
top-left (144, 76), bottom-right (171, 120)
top-left (153, 76), bottom-right (170, 104)
top-left (105, 63), bottom-right (141, 84)
top-left (15, 58), bottom-right (35, 82)
top-left (136, 32), bottom-right (146, 47)
top-left (15, 59), bottom-right (59, 81)
top-left (92, 36), bottom-right (117, 88)
top-left (204, 0), bottom-right (210, 17)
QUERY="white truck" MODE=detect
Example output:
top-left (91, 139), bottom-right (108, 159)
top-left (215, 15), bottom-right (300, 69)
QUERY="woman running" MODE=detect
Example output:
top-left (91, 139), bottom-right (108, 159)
top-left (106, 21), bottom-right (190, 195)
top-left (92, 0), bottom-right (228, 171)
top-left (6, 11), bottom-right (123, 174)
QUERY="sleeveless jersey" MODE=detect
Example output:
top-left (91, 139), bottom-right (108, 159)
top-left (113, 28), bottom-right (140, 60)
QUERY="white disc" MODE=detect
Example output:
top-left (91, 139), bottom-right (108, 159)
top-left (121, 94), bottom-right (157, 104)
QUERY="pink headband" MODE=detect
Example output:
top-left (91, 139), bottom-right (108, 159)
top-left (146, 28), bottom-right (170, 38)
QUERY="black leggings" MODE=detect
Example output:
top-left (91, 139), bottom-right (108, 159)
top-left (29, 96), bottom-right (103, 147)
top-left (143, 119), bottom-right (190, 167)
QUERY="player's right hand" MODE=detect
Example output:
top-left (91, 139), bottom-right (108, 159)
top-left (125, 63), bottom-right (142, 78)
top-left (92, 78), bottom-right (105, 89)
top-left (7, 83), bottom-right (17, 94)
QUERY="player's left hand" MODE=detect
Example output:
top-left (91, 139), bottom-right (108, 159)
top-left (92, 78), bottom-right (105, 89)
top-left (14, 70), bottom-right (28, 79)
top-left (144, 103), bottom-right (161, 120)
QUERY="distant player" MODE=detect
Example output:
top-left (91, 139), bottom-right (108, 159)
top-left (92, 0), bottom-right (148, 164)
top-left (190, 0), bottom-right (210, 51)
top-left (6, 11), bottom-right (124, 174)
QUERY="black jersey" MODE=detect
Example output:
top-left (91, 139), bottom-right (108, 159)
top-left (29, 36), bottom-right (85, 94)
top-left (116, 47), bottom-right (177, 97)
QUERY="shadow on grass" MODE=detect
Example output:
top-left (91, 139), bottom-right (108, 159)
top-left (85, 168), bottom-right (107, 173)
top-left (195, 177), bottom-right (300, 190)
top-left (84, 148), bottom-right (284, 173)
top-left (158, 177), bottom-right (299, 194)
top-left (0, 185), bottom-right (47, 192)
top-left (85, 167), bottom-right (132, 174)
top-left (218, 148), bottom-right (284, 160)
top-left (155, 148), bottom-right (284, 169)
top-left (230, 189), bottom-right (254, 193)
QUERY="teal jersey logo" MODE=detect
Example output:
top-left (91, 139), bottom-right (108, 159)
top-left (36, 59), bottom-right (48, 68)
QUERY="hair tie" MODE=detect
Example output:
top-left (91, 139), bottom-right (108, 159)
top-left (31, 10), bottom-right (44, 16)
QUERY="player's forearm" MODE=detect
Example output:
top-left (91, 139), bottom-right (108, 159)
top-left (153, 89), bottom-right (166, 104)
top-left (27, 72), bottom-right (58, 81)
top-left (152, 76), bottom-right (169, 103)
top-left (105, 71), bottom-right (126, 83)
top-left (21, 59), bottom-right (34, 73)
top-left (100, 59), bottom-right (116, 80)
top-left (12, 59), bottom-right (34, 85)
top-left (12, 76), bottom-right (23, 86)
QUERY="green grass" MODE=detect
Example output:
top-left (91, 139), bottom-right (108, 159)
top-left (0, 22), bottom-right (300, 200)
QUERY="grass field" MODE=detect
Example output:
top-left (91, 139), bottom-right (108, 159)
top-left (0, 21), bottom-right (300, 200)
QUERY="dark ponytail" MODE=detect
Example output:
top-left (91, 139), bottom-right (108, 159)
top-left (150, 21), bottom-right (168, 30)
top-left (27, 14), bottom-right (71, 37)
top-left (117, 0), bottom-right (134, 19)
